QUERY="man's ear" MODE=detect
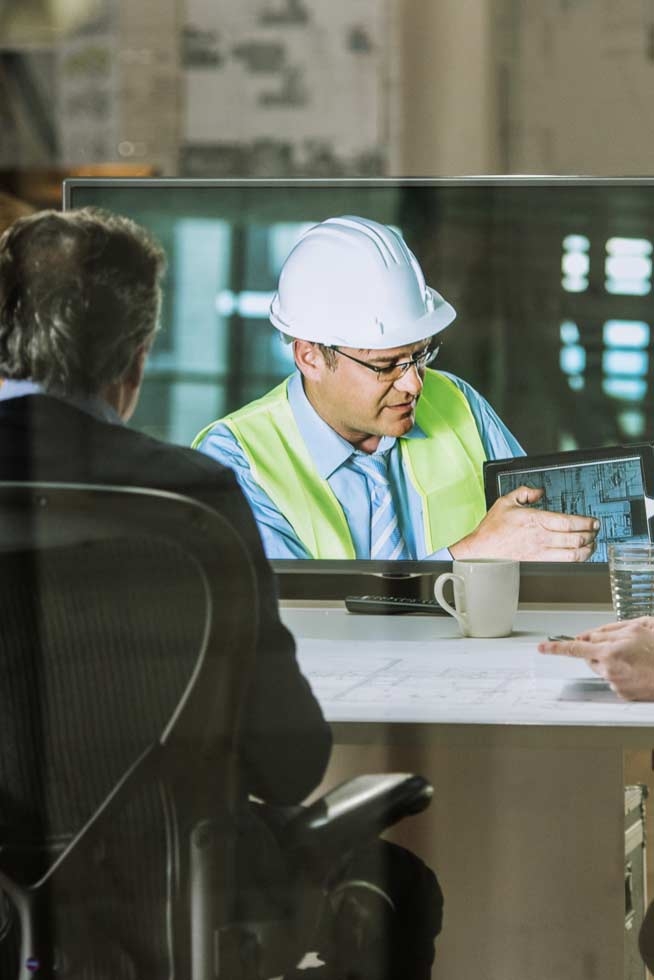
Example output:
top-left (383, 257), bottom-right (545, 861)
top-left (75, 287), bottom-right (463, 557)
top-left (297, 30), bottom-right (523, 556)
top-left (115, 343), bottom-right (148, 420)
top-left (294, 340), bottom-right (326, 381)
top-left (101, 342), bottom-right (151, 421)
top-left (125, 343), bottom-right (148, 392)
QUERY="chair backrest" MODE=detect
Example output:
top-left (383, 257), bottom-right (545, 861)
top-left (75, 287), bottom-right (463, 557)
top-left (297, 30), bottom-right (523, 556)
top-left (0, 483), bottom-right (258, 979)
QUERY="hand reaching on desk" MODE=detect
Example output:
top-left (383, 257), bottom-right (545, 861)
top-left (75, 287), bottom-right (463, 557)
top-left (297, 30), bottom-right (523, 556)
top-left (538, 617), bottom-right (654, 700)
top-left (450, 486), bottom-right (600, 562)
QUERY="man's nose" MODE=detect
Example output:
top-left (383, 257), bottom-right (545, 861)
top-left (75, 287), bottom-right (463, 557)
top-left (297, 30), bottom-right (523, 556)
top-left (393, 363), bottom-right (424, 395)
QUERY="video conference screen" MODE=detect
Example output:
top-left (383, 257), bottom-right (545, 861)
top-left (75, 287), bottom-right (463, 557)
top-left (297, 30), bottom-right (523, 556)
top-left (64, 178), bottom-right (654, 570)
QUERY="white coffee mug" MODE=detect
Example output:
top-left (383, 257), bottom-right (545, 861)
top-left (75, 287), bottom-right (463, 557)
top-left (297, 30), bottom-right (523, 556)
top-left (434, 559), bottom-right (520, 638)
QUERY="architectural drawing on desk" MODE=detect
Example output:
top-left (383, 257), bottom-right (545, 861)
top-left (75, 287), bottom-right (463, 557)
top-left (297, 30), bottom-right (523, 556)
top-left (498, 458), bottom-right (648, 561)
top-left (296, 642), bottom-right (654, 719)
top-left (299, 646), bottom-right (526, 705)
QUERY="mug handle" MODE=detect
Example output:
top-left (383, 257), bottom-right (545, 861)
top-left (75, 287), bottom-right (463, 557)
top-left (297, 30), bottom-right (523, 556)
top-left (434, 573), bottom-right (466, 631)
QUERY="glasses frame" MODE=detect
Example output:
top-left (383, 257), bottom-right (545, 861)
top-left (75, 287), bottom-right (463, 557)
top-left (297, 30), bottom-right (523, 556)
top-left (327, 342), bottom-right (442, 382)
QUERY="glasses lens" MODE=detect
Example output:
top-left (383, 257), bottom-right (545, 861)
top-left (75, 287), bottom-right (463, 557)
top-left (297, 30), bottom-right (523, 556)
top-left (373, 344), bottom-right (441, 382)
top-left (377, 365), bottom-right (402, 382)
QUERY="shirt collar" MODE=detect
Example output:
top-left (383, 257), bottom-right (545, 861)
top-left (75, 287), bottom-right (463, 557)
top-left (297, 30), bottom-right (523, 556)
top-left (286, 371), bottom-right (426, 480)
top-left (0, 379), bottom-right (123, 426)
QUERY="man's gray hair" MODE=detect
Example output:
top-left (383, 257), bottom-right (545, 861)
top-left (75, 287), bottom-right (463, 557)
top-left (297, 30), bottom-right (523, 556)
top-left (0, 207), bottom-right (166, 395)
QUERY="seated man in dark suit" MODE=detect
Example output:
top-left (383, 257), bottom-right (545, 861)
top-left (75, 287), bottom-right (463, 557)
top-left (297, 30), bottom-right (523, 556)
top-left (0, 207), bottom-right (442, 979)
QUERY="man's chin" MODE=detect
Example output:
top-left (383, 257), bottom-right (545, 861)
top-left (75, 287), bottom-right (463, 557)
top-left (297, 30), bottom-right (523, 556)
top-left (382, 414), bottom-right (415, 437)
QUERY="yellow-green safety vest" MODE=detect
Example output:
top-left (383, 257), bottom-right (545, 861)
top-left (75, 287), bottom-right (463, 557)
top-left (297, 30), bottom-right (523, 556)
top-left (193, 370), bottom-right (487, 558)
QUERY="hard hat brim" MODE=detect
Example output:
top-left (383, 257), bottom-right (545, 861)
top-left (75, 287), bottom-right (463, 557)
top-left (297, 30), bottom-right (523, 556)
top-left (270, 286), bottom-right (456, 349)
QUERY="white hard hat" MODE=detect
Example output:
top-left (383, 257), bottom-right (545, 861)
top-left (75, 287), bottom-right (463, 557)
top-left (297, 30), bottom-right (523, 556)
top-left (269, 215), bottom-right (456, 349)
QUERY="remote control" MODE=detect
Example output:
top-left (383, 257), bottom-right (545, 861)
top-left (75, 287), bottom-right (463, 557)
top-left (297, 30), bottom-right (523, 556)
top-left (344, 595), bottom-right (447, 615)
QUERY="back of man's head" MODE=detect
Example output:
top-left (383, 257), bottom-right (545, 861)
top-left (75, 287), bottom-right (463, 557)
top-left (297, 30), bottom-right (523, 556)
top-left (0, 207), bottom-right (166, 396)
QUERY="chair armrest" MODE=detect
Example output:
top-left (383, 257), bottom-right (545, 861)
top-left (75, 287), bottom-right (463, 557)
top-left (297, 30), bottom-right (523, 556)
top-left (282, 774), bottom-right (432, 873)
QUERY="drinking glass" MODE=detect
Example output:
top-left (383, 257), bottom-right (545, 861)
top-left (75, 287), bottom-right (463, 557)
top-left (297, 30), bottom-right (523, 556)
top-left (608, 541), bottom-right (654, 621)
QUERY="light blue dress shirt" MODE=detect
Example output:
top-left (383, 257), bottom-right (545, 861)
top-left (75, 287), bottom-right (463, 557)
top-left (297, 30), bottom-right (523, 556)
top-left (197, 371), bottom-right (525, 561)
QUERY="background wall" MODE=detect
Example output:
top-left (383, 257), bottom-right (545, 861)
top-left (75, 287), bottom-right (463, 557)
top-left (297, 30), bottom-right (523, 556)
top-left (5, 0), bottom-right (654, 179)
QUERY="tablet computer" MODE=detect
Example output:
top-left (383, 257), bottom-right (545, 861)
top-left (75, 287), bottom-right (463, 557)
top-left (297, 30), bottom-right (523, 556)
top-left (483, 444), bottom-right (654, 562)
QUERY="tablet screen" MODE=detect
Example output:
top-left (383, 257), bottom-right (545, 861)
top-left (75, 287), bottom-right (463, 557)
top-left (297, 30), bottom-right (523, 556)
top-left (491, 454), bottom-right (649, 562)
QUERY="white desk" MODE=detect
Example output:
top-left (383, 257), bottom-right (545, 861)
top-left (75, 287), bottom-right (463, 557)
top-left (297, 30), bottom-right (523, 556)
top-left (280, 604), bottom-right (654, 980)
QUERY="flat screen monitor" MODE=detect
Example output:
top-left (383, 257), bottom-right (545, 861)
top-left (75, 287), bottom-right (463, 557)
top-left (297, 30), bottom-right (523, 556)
top-left (63, 177), bottom-right (654, 599)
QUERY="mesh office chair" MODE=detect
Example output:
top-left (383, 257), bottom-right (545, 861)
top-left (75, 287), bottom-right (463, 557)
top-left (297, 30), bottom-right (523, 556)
top-left (0, 483), bottom-right (432, 980)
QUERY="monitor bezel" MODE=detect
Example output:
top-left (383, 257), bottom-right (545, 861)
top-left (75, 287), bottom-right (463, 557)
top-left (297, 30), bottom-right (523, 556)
top-left (63, 175), bottom-right (648, 600)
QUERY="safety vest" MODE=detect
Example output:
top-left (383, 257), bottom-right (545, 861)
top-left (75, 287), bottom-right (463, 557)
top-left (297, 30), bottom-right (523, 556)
top-left (193, 370), bottom-right (487, 558)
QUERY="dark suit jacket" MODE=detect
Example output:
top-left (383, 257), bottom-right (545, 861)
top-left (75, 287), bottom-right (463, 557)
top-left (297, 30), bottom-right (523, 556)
top-left (0, 393), bottom-right (331, 807)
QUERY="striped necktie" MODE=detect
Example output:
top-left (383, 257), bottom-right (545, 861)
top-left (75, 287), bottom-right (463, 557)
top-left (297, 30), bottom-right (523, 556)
top-left (351, 451), bottom-right (410, 560)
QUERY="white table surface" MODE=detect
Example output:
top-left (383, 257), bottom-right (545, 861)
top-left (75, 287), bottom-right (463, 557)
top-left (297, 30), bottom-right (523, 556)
top-left (279, 604), bottom-right (654, 727)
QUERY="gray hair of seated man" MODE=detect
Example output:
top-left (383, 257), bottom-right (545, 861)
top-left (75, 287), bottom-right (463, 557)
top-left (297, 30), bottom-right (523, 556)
top-left (0, 207), bottom-right (166, 396)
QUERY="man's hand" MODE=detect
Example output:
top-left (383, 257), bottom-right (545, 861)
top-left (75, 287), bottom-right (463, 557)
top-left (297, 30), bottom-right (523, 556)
top-left (450, 485), bottom-right (599, 562)
top-left (538, 617), bottom-right (654, 700)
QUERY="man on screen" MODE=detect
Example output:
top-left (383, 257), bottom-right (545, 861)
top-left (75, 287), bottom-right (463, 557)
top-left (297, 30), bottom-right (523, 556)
top-left (194, 215), bottom-right (600, 561)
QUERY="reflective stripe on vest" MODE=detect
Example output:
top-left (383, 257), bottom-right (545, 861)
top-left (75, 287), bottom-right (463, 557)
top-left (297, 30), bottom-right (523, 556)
top-left (192, 370), bottom-right (487, 558)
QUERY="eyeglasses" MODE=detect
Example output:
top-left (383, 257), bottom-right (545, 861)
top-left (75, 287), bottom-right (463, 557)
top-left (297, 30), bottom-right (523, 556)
top-left (328, 343), bottom-right (442, 382)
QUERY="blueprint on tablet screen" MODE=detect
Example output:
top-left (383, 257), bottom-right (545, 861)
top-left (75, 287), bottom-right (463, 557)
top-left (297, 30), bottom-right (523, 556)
top-left (497, 456), bottom-right (648, 561)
